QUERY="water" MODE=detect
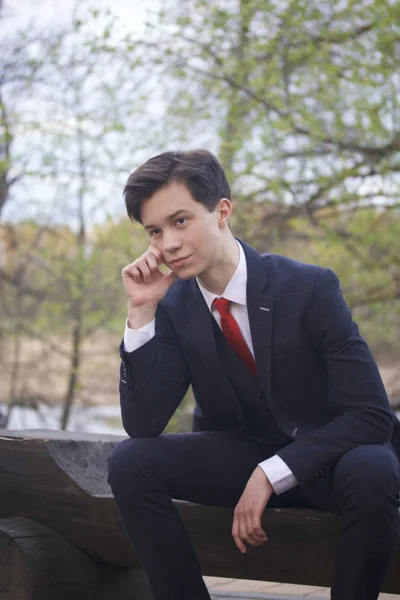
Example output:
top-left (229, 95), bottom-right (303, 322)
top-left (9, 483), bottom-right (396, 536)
top-left (4, 402), bottom-right (398, 438)
top-left (0, 402), bottom-right (126, 435)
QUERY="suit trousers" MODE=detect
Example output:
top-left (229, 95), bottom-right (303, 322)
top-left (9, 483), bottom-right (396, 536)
top-left (107, 430), bottom-right (400, 600)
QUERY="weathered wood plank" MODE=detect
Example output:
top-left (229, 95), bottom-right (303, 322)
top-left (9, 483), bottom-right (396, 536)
top-left (177, 502), bottom-right (338, 588)
top-left (0, 517), bottom-right (99, 599)
top-left (0, 517), bottom-right (153, 600)
top-left (0, 430), bottom-right (132, 565)
top-left (0, 429), bottom-right (399, 593)
top-left (0, 429), bottom-right (125, 442)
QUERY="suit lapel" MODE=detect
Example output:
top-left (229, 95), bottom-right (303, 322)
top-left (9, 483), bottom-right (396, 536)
top-left (186, 279), bottom-right (239, 405)
top-left (241, 242), bottom-right (273, 399)
top-left (186, 241), bottom-right (273, 404)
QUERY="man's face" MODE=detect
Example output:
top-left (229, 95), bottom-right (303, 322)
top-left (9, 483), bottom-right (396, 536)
top-left (140, 181), bottom-right (227, 279)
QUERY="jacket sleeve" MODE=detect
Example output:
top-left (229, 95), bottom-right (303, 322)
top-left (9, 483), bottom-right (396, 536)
top-left (119, 304), bottom-right (191, 438)
top-left (277, 268), bottom-right (393, 488)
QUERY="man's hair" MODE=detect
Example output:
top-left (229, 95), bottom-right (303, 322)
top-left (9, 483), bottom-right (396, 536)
top-left (123, 149), bottom-right (231, 223)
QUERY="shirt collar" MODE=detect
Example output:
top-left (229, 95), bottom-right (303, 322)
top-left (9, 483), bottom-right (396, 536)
top-left (196, 241), bottom-right (247, 312)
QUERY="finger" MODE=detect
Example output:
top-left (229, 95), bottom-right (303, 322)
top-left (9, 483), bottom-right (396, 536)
top-left (148, 245), bottom-right (163, 264)
top-left (136, 258), bottom-right (151, 282)
top-left (239, 511), bottom-right (262, 547)
top-left (233, 531), bottom-right (247, 553)
top-left (122, 265), bottom-right (141, 282)
top-left (232, 516), bottom-right (246, 554)
top-left (130, 266), bottom-right (142, 282)
top-left (248, 511), bottom-right (266, 540)
top-left (252, 513), bottom-right (268, 541)
top-left (165, 270), bottom-right (179, 284)
top-left (234, 535), bottom-right (247, 553)
top-left (245, 513), bottom-right (264, 545)
top-left (144, 252), bottom-right (159, 272)
top-left (238, 518), bottom-right (252, 549)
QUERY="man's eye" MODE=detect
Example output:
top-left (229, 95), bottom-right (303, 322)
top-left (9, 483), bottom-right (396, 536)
top-left (150, 229), bottom-right (160, 236)
top-left (176, 218), bottom-right (186, 225)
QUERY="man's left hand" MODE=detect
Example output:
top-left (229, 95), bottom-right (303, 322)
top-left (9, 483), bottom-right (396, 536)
top-left (232, 466), bottom-right (274, 553)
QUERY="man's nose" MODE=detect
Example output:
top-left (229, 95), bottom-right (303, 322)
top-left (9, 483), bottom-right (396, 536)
top-left (163, 231), bottom-right (182, 253)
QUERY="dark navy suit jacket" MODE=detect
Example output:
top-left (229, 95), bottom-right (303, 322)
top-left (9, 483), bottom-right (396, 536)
top-left (119, 240), bottom-right (400, 490)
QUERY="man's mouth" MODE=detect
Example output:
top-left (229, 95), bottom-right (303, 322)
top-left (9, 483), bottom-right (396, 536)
top-left (170, 255), bottom-right (192, 267)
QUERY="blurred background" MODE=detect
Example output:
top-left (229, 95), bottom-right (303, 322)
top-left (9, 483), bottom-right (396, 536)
top-left (0, 0), bottom-right (399, 435)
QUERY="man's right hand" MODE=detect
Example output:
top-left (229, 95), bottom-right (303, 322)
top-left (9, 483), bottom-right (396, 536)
top-left (122, 246), bottom-right (178, 328)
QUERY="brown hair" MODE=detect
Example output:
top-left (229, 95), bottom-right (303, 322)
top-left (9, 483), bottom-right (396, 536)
top-left (123, 149), bottom-right (231, 223)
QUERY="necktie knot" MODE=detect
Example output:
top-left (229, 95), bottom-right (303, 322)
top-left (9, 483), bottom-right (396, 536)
top-left (213, 297), bottom-right (231, 318)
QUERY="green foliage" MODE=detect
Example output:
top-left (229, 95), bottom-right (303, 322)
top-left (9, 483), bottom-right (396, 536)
top-left (1, 0), bottom-right (399, 433)
top-left (149, 0), bottom-right (400, 360)
top-left (272, 206), bottom-right (400, 354)
top-left (0, 4), bottom-right (158, 427)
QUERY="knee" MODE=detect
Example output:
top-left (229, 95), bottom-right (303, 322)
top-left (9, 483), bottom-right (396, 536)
top-left (335, 445), bottom-right (400, 515)
top-left (107, 437), bottom-right (160, 495)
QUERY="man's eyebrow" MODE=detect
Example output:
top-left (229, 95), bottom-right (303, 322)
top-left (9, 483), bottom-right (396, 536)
top-left (144, 209), bottom-right (191, 230)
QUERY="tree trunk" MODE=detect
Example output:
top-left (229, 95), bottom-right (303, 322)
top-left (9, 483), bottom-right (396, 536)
top-left (60, 308), bottom-right (82, 430)
top-left (60, 102), bottom-right (87, 431)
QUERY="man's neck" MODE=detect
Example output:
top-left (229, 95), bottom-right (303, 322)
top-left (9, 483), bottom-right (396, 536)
top-left (197, 237), bottom-right (239, 296)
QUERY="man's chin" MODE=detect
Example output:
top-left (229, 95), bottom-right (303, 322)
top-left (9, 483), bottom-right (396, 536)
top-left (175, 269), bottom-right (196, 280)
top-left (172, 265), bottom-right (199, 280)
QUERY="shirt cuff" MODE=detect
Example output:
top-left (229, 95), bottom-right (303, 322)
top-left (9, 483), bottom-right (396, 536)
top-left (258, 454), bottom-right (298, 495)
top-left (123, 319), bottom-right (156, 353)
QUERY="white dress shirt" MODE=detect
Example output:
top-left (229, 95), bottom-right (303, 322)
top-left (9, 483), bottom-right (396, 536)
top-left (123, 241), bottom-right (298, 495)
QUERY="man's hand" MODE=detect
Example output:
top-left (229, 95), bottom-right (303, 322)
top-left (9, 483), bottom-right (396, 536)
top-left (122, 245), bottom-right (179, 329)
top-left (122, 245), bottom-right (178, 307)
top-left (232, 466), bottom-right (274, 554)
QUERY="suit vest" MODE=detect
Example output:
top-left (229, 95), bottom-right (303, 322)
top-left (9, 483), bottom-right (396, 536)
top-left (212, 318), bottom-right (290, 443)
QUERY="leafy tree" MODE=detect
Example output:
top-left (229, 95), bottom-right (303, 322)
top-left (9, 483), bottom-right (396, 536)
top-left (148, 0), bottom-right (400, 289)
top-left (118, 0), bottom-right (400, 408)
top-left (0, 5), bottom-right (154, 428)
top-left (130, 0), bottom-right (399, 365)
top-left (0, 5), bottom-right (64, 218)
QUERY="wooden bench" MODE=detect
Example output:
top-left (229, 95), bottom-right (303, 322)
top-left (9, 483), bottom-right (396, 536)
top-left (0, 429), bottom-right (399, 599)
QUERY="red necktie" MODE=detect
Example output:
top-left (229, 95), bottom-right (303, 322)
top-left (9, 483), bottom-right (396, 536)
top-left (213, 297), bottom-right (258, 379)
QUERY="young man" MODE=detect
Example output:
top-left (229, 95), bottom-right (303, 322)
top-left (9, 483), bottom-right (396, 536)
top-left (108, 149), bottom-right (400, 600)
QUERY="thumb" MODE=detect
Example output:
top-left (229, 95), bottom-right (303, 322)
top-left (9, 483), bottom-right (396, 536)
top-left (165, 270), bottom-right (179, 285)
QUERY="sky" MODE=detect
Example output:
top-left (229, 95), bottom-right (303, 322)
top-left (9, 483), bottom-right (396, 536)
top-left (2, 0), bottom-right (171, 226)
top-left (3, 0), bottom-right (153, 35)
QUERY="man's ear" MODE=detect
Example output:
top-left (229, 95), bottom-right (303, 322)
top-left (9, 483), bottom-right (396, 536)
top-left (217, 198), bottom-right (232, 228)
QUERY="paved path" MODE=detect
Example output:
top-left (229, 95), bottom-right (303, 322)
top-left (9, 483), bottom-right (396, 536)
top-left (204, 576), bottom-right (400, 599)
